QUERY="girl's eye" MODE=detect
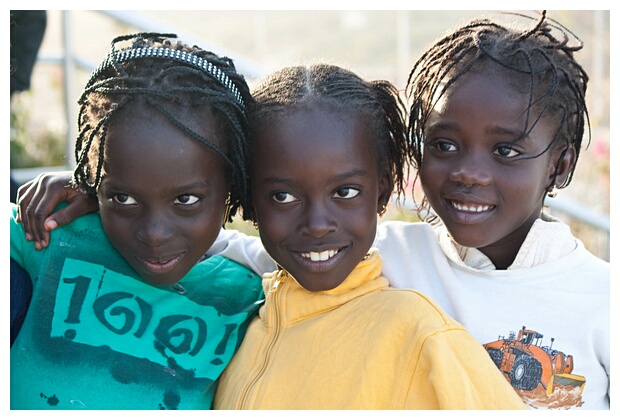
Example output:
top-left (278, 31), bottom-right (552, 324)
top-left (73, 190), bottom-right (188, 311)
top-left (113, 194), bottom-right (137, 205)
top-left (174, 194), bottom-right (200, 205)
top-left (427, 139), bottom-right (457, 152)
top-left (272, 192), bottom-right (298, 204)
top-left (494, 145), bottom-right (521, 158)
top-left (333, 187), bottom-right (360, 199)
top-left (437, 141), bottom-right (457, 152)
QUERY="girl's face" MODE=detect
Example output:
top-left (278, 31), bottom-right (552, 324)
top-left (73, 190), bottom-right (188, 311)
top-left (420, 69), bottom-right (574, 269)
top-left (251, 106), bottom-right (390, 291)
top-left (97, 106), bottom-right (229, 286)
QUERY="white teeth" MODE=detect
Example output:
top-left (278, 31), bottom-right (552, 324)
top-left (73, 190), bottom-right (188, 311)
top-left (300, 249), bottom-right (339, 261)
top-left (451, 201), bottom-right (492, 213)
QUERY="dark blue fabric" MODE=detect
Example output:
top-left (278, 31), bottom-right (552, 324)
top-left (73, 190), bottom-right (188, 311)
top-left (10, 258), bottom-right (32, 347)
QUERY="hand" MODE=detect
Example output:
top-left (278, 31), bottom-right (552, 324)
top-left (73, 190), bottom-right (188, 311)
top-left (16, 171), bottom-right (99, 250)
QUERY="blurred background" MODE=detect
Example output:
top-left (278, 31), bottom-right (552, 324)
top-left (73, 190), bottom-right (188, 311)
top-left (9, 10), bottom-right (610, 260)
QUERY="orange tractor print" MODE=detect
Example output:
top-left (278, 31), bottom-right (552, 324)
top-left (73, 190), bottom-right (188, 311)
top-left (483, 326), bottom-right (586, 395)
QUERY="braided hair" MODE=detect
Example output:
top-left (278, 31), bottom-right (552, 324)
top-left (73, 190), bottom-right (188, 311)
top-left (247, 63), bottom-right (411, 219)
top-left (73, 32), bottom-right (253, 222)
top-left (406, 11), bottom-right (590, 219)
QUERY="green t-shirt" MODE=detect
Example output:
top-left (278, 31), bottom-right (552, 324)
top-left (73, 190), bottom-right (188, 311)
top-left (10, 204), bottom-right (264, 410)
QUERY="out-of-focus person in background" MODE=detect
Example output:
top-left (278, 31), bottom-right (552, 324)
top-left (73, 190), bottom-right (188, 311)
top-left (10, 10), bottom-right (47, 346)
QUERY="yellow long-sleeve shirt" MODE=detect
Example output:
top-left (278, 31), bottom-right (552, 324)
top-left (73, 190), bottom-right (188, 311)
top-left (214, 249), bottom-right (526, 410)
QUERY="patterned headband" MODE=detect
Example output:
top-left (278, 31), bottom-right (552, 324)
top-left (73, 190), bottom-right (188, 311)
top-left (89, 46), bottom-right (245, 108)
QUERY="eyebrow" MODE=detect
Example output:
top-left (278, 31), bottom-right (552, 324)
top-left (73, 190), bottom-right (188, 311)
top-left (101, 180), bottom-right (213, 194)
top-left (260, 169), bottom-right (369, 186)
top-left (161, 181), bottom-right (214, 194)
top-left (427, 121), bottom-right (527, 141)
top-left (327, 169), bottom-right (369, 184)
top-left (485, 125), bottom-right (527, 140)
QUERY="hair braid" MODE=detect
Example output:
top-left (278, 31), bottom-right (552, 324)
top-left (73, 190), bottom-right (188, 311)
top-left (247, 63), bottom-right (412, 220)
top-left (72, 33), bottom-right (253, 221)
top-left (406, 11), bottom-right (590, 220)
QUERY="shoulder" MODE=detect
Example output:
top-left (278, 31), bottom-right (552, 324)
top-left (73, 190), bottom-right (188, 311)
top-left (28, 202), bottom-right (108, 242)
top-left (185, 255), bottom-right (264, 313)
top-left (10, 203), bottom-right (111, 264)
top-left (376, 220), bottom-right (435, 239)
top-left (577, 241), bottom-right (610, 269)
top-left (188, 255), bottom-right (263, 291)
top-left (193, 254), bottom-right (262, 282)
top-left (375, 221), bottom-right (440, 254)
top-left (559, 239), bottom-right (609, 283)
top-left (373, 286), bottom-right (464, 333)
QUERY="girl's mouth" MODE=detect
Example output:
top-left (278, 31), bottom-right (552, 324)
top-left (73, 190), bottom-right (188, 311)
top-left (448, 199), bottom-right (495, 213)
top-left (299, 249), bottom-right (341, 262)
top-left (137, 253), bottom-right (185, 273)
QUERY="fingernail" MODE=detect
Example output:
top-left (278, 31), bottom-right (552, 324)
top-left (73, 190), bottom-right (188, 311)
top-left (45, 220), bottom-right (58, 231)
top-left (26, 233), bottom-right (33, 241)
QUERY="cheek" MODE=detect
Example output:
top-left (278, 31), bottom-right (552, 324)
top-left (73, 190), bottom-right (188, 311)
top-left (499, 163), bottom-right (549, 196)
top-left (99, 214), bottom-right (135, 256)
top-left (258, 213), bottom-right (285, 237)
top-left (419, 157), bottom-right (441, 183)
top-left (347, 205), bottom-right (377, 229)
top-left (419, 164), bottom-right (441, 200)
top-left (191, 217), bottom-right (222, 249)
top-left (255, 210), bottom-right (290, 245)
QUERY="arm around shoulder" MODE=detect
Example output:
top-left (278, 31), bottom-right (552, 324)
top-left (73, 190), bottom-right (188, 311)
top-left (207, 228), bottom-right (276, 276)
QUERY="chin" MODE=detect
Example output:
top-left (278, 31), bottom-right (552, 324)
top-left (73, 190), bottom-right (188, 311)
top-left (134, 269), bottom-right (180, 287)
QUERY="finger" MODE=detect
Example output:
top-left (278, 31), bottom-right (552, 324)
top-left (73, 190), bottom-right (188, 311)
top-left (16, 179), bottom-right (39, 239)
top-left (44, 196), bottom-right (98, 231)
top-left (22, 173), bottom-right (67, 246)
top-left (16, 171), bottom-right (77, 250)
top-left (32, 197), bottom-right (98, 250)
top-left (16, 179), bottom-right (35, 206)
top-left (24, 179), bottom-right (51, 247)
top-left (15, 179), bottom-right (35, 223)
top-left (28, 180), bottom-right (74, 248)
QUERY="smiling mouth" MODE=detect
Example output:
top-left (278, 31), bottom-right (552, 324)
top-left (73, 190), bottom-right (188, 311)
top-left (299, 249), bottom-right (341, 262)
top-left (449, 199), bottom-right (495, 213)
top-left (137, 253), bottom-right (185, 273)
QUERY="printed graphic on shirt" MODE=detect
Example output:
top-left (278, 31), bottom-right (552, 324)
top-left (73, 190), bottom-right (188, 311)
top-left (482, 326), bottom-right (585, 409)
top-left (11, 253), bottom-right (263, 409)
top-left (53, 258), bottom-right (247, 379)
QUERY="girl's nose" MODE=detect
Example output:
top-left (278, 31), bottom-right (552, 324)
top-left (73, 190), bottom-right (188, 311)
top-left (449, 155), bottom-right (492, 187)
top-left (298, 202), bottom-right (339, 238)
top-left (136, 212), bottom-right (174, 246)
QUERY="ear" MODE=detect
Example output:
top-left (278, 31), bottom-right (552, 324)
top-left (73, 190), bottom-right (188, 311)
top-left (377, 173), bottom-right (393, 214)
top-left (547, 144), bottom-right (577, 190)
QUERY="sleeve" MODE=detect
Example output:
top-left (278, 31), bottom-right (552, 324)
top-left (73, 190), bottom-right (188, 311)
top-left (207, 228), bottom-right (276, 276)
top-left (591, 281), bottom-right (610, 405)
top-left (10, 203), bottom-right (43, 279)
top-left (407, 328), bottom-right (527, 410)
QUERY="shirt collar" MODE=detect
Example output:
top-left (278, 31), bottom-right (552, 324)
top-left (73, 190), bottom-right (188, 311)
top-left (437, 213), bottom-right (577, 271)
top-left (259, 248), bottom-right (388, 323)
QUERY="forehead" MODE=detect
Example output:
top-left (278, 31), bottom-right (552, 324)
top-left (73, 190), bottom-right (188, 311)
top-left (107, 103), bottom-right (222, 153)
top-left (429, 69), bottom-right (556, 146)
top-left (439, 67), bottom-right (525, 109)
top-left (102, 104), bottom-right (227, 178)
top-left (256, 106), bottom-right (372, 150)
top-left (433, 69), bottom-right (533, 129)
top-left (252, 106), bottom-right (377, 177)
